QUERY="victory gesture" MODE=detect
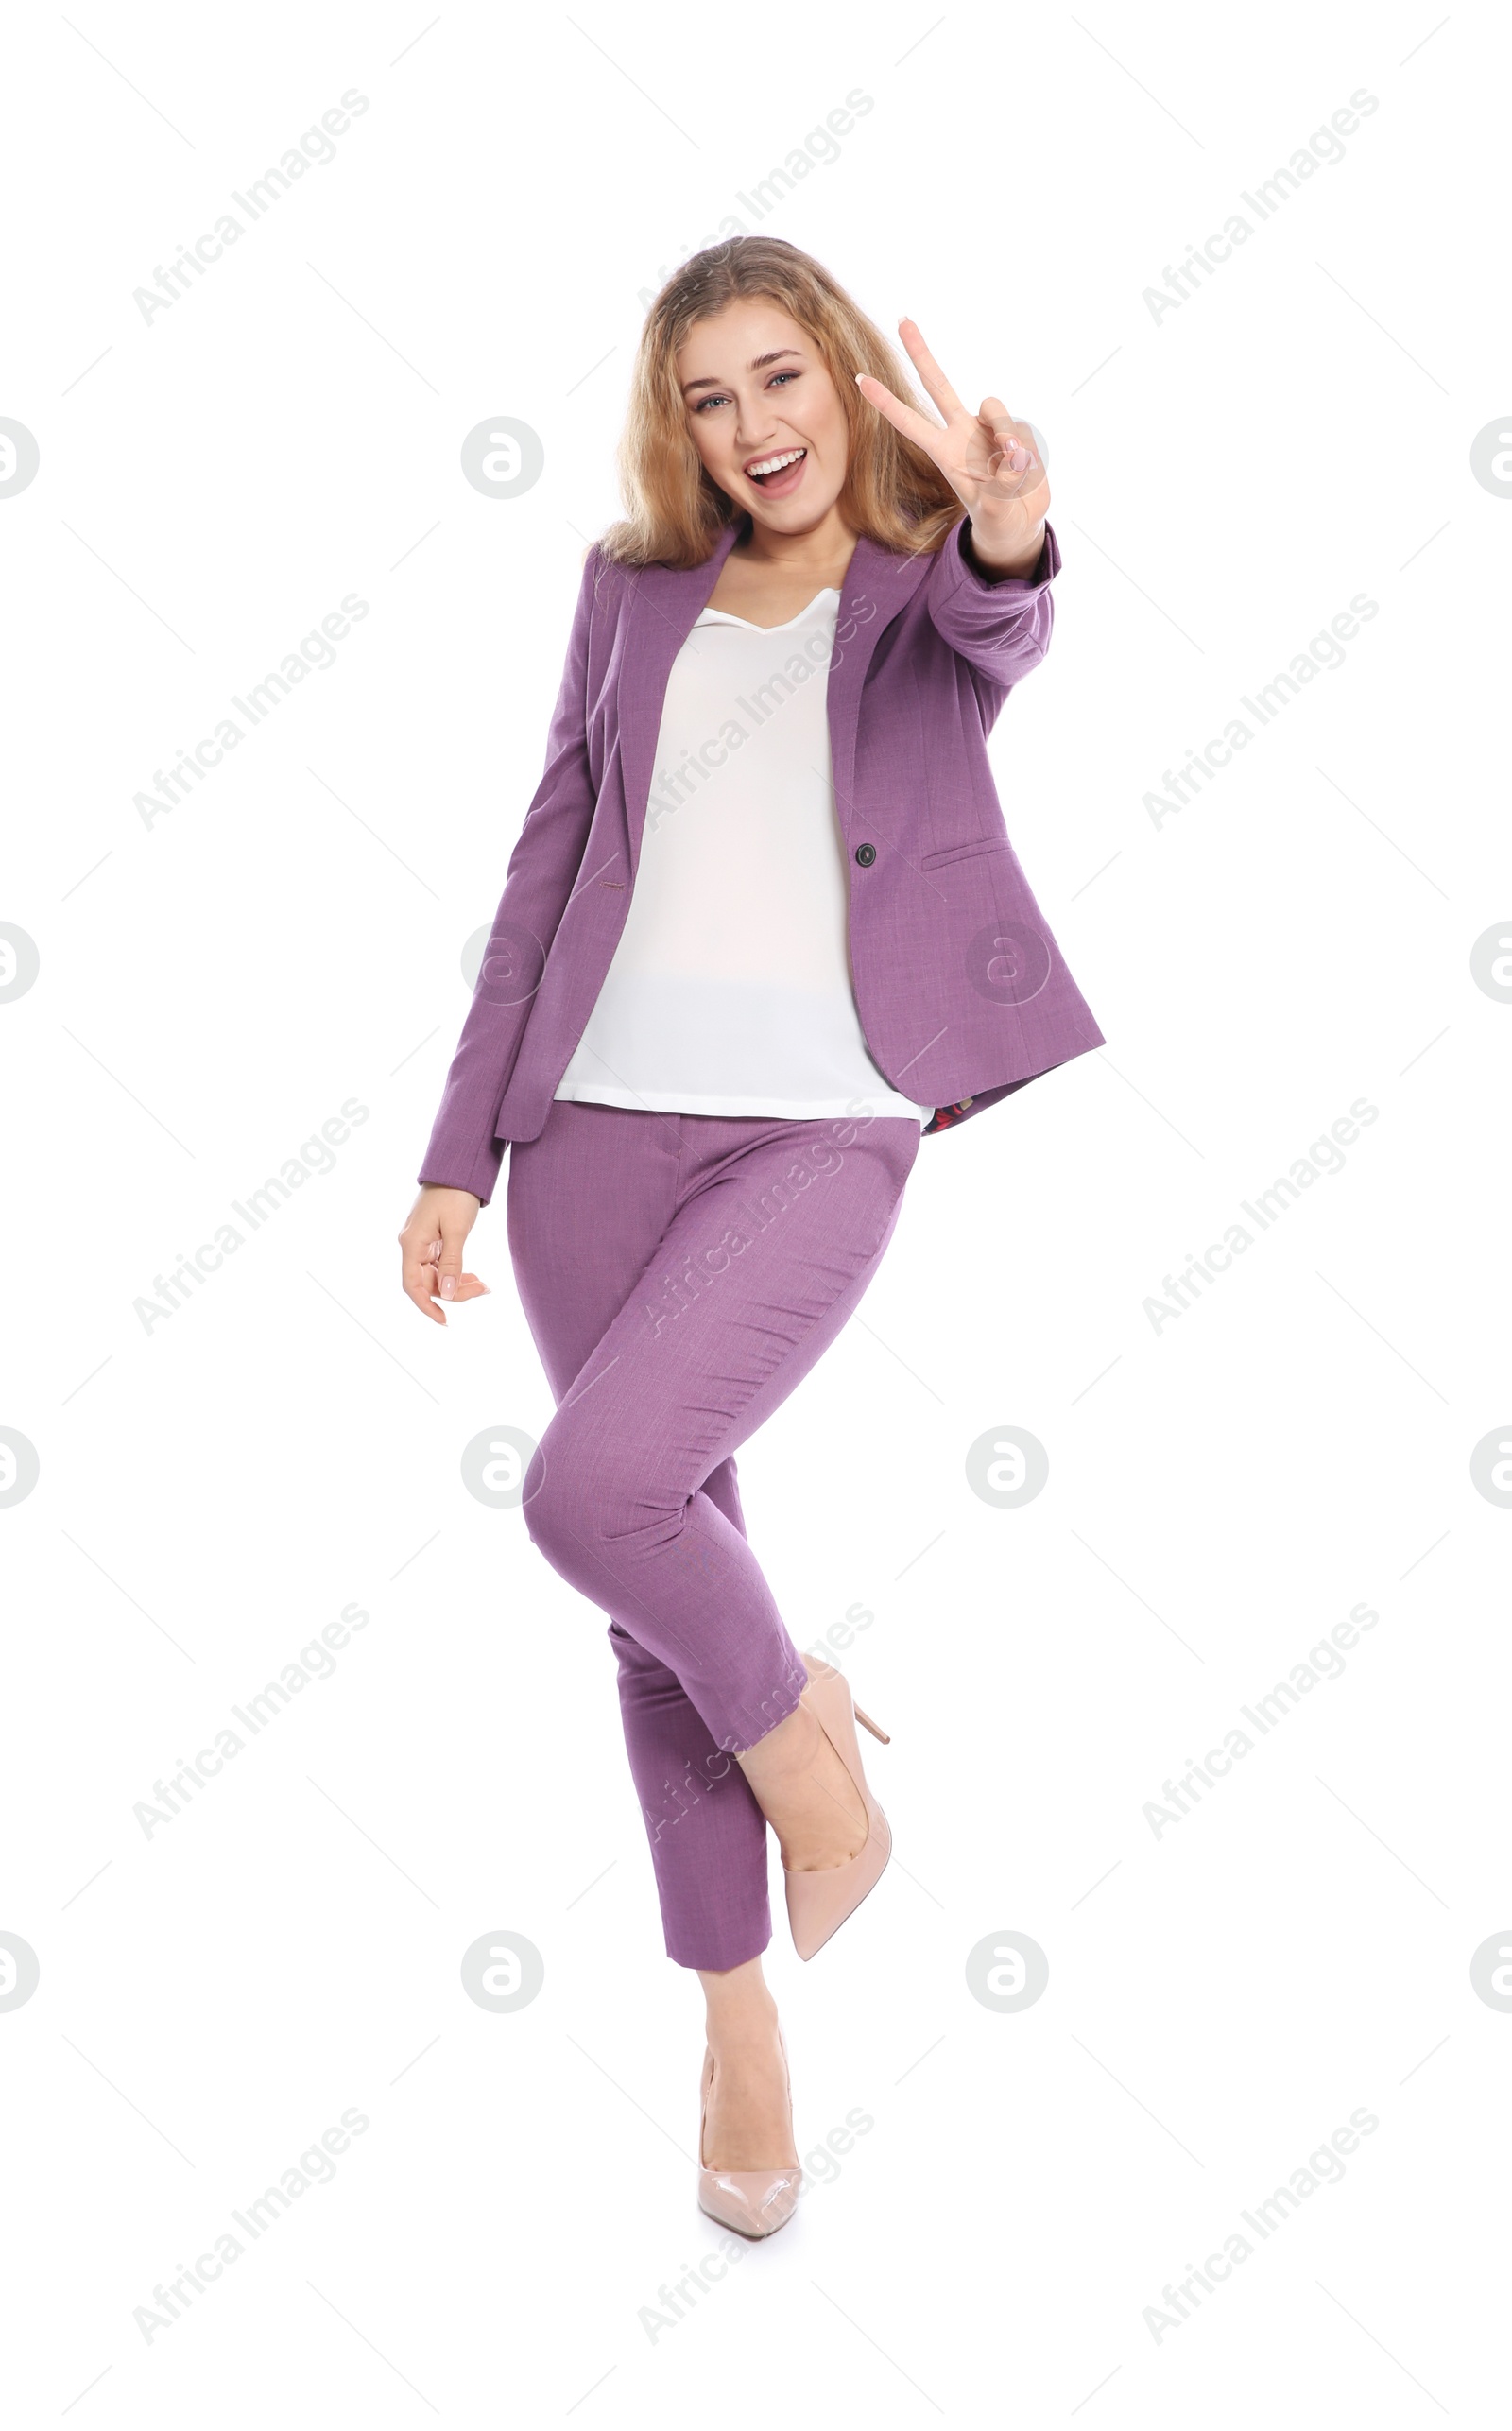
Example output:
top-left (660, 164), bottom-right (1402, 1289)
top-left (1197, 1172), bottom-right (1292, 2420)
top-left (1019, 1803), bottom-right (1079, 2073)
top-left (856, 318), bottom-right (1050, 575)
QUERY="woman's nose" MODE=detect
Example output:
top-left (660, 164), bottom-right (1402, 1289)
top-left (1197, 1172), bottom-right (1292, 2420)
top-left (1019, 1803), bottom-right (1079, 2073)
top-left (734, 398), bottom-right (777, 446)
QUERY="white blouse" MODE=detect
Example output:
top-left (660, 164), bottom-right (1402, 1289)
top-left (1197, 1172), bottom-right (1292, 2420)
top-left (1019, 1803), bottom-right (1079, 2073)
top-left (553, 587), bottom-right (935, 1128)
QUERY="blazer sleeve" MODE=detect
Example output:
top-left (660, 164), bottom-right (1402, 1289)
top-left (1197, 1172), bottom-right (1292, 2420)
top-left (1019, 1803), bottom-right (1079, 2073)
top-left (923, 513), bottom-right (1061, 687)
top-left (416, 547), bottom-right (601, 1205)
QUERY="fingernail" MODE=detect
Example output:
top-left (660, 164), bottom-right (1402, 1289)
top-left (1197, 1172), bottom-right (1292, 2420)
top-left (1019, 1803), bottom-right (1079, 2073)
top-left (440, 1276), bottom-right (455, 1298)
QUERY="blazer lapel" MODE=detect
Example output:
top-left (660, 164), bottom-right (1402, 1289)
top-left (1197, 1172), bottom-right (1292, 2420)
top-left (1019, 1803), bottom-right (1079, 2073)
top-left (824, 528), bottom-right (935, 844)
top-left (619, 522), bottom-right (741, 883)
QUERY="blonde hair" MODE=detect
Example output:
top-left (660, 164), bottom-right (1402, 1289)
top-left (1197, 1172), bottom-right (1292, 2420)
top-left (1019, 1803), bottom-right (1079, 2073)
top-left (597, 237), bottom-right (962, 570)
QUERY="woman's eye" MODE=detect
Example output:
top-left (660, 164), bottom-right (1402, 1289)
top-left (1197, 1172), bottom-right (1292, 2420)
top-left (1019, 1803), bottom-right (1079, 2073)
top-left (693, 370), bottom-right (800, 415)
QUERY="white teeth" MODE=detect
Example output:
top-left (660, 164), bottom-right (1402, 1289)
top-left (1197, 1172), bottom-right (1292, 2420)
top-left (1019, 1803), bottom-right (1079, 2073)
top-left (748, 448), bottom-right (804, 478)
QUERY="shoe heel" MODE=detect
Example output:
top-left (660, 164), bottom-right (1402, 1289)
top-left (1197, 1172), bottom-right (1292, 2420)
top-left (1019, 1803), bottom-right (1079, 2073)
top-left (853, 1702), bottom-right (889, 1745)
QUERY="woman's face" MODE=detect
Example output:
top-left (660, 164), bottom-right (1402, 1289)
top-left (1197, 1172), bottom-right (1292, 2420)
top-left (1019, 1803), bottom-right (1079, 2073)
top-left (677, 299), bottom-right (851, 535)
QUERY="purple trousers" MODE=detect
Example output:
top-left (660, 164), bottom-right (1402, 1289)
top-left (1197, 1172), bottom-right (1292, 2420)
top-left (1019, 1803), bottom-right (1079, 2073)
top-left (505, 1097), bottom-right (920, 1971)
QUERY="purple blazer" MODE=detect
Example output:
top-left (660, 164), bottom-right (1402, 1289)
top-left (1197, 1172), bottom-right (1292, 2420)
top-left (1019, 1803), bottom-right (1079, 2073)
top-left (419, 512), bottom-right (1104, 1203)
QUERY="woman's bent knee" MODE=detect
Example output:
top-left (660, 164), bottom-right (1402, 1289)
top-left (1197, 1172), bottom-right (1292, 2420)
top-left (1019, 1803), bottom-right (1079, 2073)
top-left (523, 1422), bottom-right (651, 1575)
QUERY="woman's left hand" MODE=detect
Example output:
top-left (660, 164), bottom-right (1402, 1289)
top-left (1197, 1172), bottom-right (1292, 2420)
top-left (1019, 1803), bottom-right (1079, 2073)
top-left (855, 318), bottom-right (1050, 575)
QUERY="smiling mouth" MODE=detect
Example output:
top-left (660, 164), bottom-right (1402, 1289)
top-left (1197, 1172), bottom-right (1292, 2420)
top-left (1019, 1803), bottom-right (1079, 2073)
top-left (746, 447), bottom-right (807, 484)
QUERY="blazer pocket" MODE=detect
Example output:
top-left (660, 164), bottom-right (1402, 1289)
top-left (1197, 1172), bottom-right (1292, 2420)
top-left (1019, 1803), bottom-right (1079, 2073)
top-left (919, 836), bottom-right (1011, 871)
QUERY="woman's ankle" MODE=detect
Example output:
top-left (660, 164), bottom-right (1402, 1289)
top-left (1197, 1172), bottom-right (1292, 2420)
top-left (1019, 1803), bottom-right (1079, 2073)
top-left (699, 1959), bottom-right (781, 2049)
top-left (738, 1692), bottom-right (820, 1784)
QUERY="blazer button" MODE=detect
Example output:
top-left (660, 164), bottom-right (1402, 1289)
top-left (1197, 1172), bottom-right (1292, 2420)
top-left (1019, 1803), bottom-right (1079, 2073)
top-left (854, 842), bottom-right (876, 866)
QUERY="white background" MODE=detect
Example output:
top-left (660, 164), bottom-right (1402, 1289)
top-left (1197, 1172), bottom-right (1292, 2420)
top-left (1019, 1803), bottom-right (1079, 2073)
top-left (3, 1), bottom-right (1507, 2420)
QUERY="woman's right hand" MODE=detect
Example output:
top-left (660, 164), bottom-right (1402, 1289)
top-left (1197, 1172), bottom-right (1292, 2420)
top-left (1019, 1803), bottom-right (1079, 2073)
top-left (400, 1185), bottom-right (489, 1324)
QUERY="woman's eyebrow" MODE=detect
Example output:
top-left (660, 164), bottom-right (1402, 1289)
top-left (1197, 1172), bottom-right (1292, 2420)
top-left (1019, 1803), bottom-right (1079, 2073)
top-left (680, 348), bottom-right (803, 395)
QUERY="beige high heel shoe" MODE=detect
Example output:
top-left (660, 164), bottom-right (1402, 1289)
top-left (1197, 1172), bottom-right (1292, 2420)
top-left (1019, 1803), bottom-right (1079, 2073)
top-left (696, 2026), bottom-right (802, 2240)
top-left (783, 1664), bottom-right (893, 1961)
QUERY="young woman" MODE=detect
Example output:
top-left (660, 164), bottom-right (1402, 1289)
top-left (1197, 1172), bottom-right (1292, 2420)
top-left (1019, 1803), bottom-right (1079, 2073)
top-left (399, 238), bottom-right (1102, 2239)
